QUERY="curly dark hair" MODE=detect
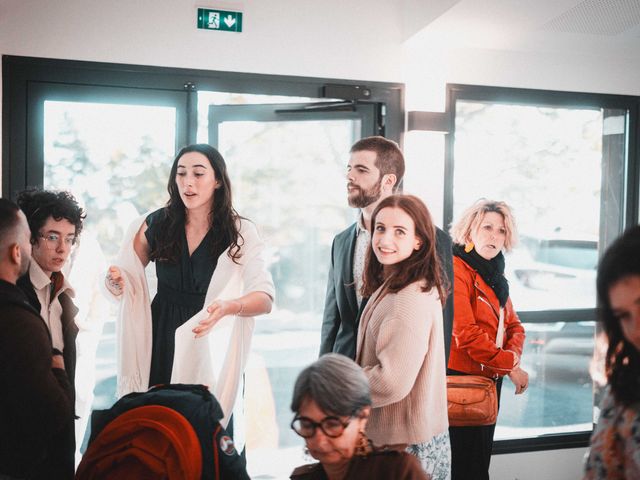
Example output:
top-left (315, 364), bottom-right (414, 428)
top-left (361, 194), bottom-right (448, 303)
top-left (149, 144), bottom-right (244, 264)
top-left (596, 224), bottom-right (640, 406)
top-left (16, 189), bottom-right (85, 243)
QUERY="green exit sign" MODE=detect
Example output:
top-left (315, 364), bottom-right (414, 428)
top-left (197, 8), bottom-right (243, 33)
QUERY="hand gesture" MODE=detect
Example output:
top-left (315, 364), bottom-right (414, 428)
top-left (192, 299), bottom-right (240, 338)
top-left (508, 366), bottom-right (529, 395)
top-left (105, 266), bottom-right (125, 296)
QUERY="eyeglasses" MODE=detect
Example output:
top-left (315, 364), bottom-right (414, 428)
top-left (291, 415), bottom-right (353, 438)
top-left (38, 233), bottom-right (77, 249)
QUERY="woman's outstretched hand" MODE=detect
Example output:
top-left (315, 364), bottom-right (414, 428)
top-left (508, 366), bottom-right (529, 394)
top-left (193, 299), bottom-right (241, 338)
top-left (105, 266), bottom-right (125, 296)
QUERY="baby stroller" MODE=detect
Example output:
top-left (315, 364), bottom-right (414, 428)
top-left (76, 384), bottom-right (249, 479)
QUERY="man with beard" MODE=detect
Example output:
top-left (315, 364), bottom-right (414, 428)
top-left (16, 189), bottom-right (85, 480)
top-left (319, 136), bottom-right (454, 361)
top-left (0, 198), bottom-right (73, 479)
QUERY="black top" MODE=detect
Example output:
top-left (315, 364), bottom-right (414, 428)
top-left (145, 209), bottom-right (229, 386)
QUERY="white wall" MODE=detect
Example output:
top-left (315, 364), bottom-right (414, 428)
top-left (0, 0), bottom-right (404, 81)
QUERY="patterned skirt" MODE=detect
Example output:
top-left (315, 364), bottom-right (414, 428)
top-left (407, 431), bottom-right (452, 480)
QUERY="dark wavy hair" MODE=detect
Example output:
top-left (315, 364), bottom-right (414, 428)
top-left (16, 189), bottom-right (85, 243)
top-left (361, 194), bottom-right (448, 302)
top-left (596, 224), bottom-right (640, 406)
top-left (150, 144), bottom-right (244, 264)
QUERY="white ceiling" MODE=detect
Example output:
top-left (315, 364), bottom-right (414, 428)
top-left (403, 0), bottom-right (640, 59)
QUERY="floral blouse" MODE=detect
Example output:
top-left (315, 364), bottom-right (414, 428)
top-left (584, 386), bottom-right (640, 479)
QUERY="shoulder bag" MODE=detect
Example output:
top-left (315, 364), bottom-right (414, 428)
top-left (447, 306), bottom-right (504, 426)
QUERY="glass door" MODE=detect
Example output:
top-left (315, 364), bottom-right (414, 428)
top-left (25, 82), bottom-right (189, 457)
top-left (208, 101), bottom-right (378, 477)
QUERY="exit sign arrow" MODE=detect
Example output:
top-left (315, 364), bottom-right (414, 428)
top-left (223, 14), bottom-right (236, 28)
top-left (197, 8), bottom-right (243, 33)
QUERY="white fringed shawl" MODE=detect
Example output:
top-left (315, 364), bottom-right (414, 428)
top-left (106, 214), bottom-right (275, 449)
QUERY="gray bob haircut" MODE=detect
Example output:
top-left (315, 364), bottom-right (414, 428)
top-left (290, 353), bottom-right (371, 417)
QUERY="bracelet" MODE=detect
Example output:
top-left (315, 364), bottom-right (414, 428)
top-left (237, 301), bottom-right (244, 315)
top-left (105, 274), bottom-right (122, 293)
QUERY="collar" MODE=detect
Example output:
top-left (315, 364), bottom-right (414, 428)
top-left (28, 260), bottom-right (75, 298)
top-left (355, 214), bottom-right (369, 237)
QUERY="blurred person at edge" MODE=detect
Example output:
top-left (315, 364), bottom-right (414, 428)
top-left (0, 198), bottom-right (74, 480)
top-left (447, 199), bottom-right (528, 480)
top-left (290, 353), bottom-right (428, 480)
top-left (583, 225), bottom-right (640, 479)
top-left (357, 194), bottom-right (450, 479)
top-left (16, 189), bottom-right (85, 479)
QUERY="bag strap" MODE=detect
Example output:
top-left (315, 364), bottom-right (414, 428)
top-left (495, 307), bottom-right (505, 348)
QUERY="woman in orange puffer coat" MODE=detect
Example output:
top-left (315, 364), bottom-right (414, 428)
top-left (447, 199), bottom-right (528, 480)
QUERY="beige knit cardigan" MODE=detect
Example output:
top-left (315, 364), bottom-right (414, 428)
top-left (356, 280), bottom-right (448, 446)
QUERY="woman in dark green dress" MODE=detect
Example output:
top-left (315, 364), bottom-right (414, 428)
top-left (106, 144), bottom-right (274, 388)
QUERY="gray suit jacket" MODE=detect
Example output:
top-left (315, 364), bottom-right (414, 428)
top-left (320, 223), bottom-right (454, 362)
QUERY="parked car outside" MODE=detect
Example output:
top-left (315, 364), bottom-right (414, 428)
top-left (506, 233), bottom-right (598, 311)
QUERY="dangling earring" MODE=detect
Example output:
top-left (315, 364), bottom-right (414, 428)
top-left (464, 242), bottom-right (474, 253)
top-left (355, 430), bottom-right (372, 457)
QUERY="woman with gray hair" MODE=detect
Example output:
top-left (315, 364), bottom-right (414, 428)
top-left (289, 353), bottom-right (428, 480)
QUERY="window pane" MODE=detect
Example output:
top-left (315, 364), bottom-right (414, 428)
top-left (453, 102), bottom-right (603, 311)
top-left (43, 100), bottom-right (176, 451)
top-left (450, 97), bottom-right (627, 441)
top-left (44, 101), bottom-right (175, 260)
top-left (197, 91), bottom-right (325, 143)
top-left (216, 118), bottom-right (358, 478)
top-left (496, 320), bottom-right (595, 439)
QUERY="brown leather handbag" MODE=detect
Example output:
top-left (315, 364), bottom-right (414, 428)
top-left (446, 375), bottom-right (498, 427)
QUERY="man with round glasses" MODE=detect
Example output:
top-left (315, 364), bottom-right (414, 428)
top-left (16, 188), bottom-right (85, 480)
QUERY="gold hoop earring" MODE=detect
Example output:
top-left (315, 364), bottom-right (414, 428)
top-left (464, 242), bottom-right (474, 253)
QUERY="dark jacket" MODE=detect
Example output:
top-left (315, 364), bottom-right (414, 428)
top-left (17, 273), bottom-right (79, 390)
top-left (290, 450), bottom-right (428, 479)
top-left (320, 222), bottom-right (454, 361)
top-left (0, 279), bottom-right (74, 479)
top-left (16, 273), bottom-right (78, 480)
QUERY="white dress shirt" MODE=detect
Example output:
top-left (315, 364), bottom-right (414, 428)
top-left (353, 215), bottom-right (371, 306)
top-left (28, 260), bottom-right (74, 351)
